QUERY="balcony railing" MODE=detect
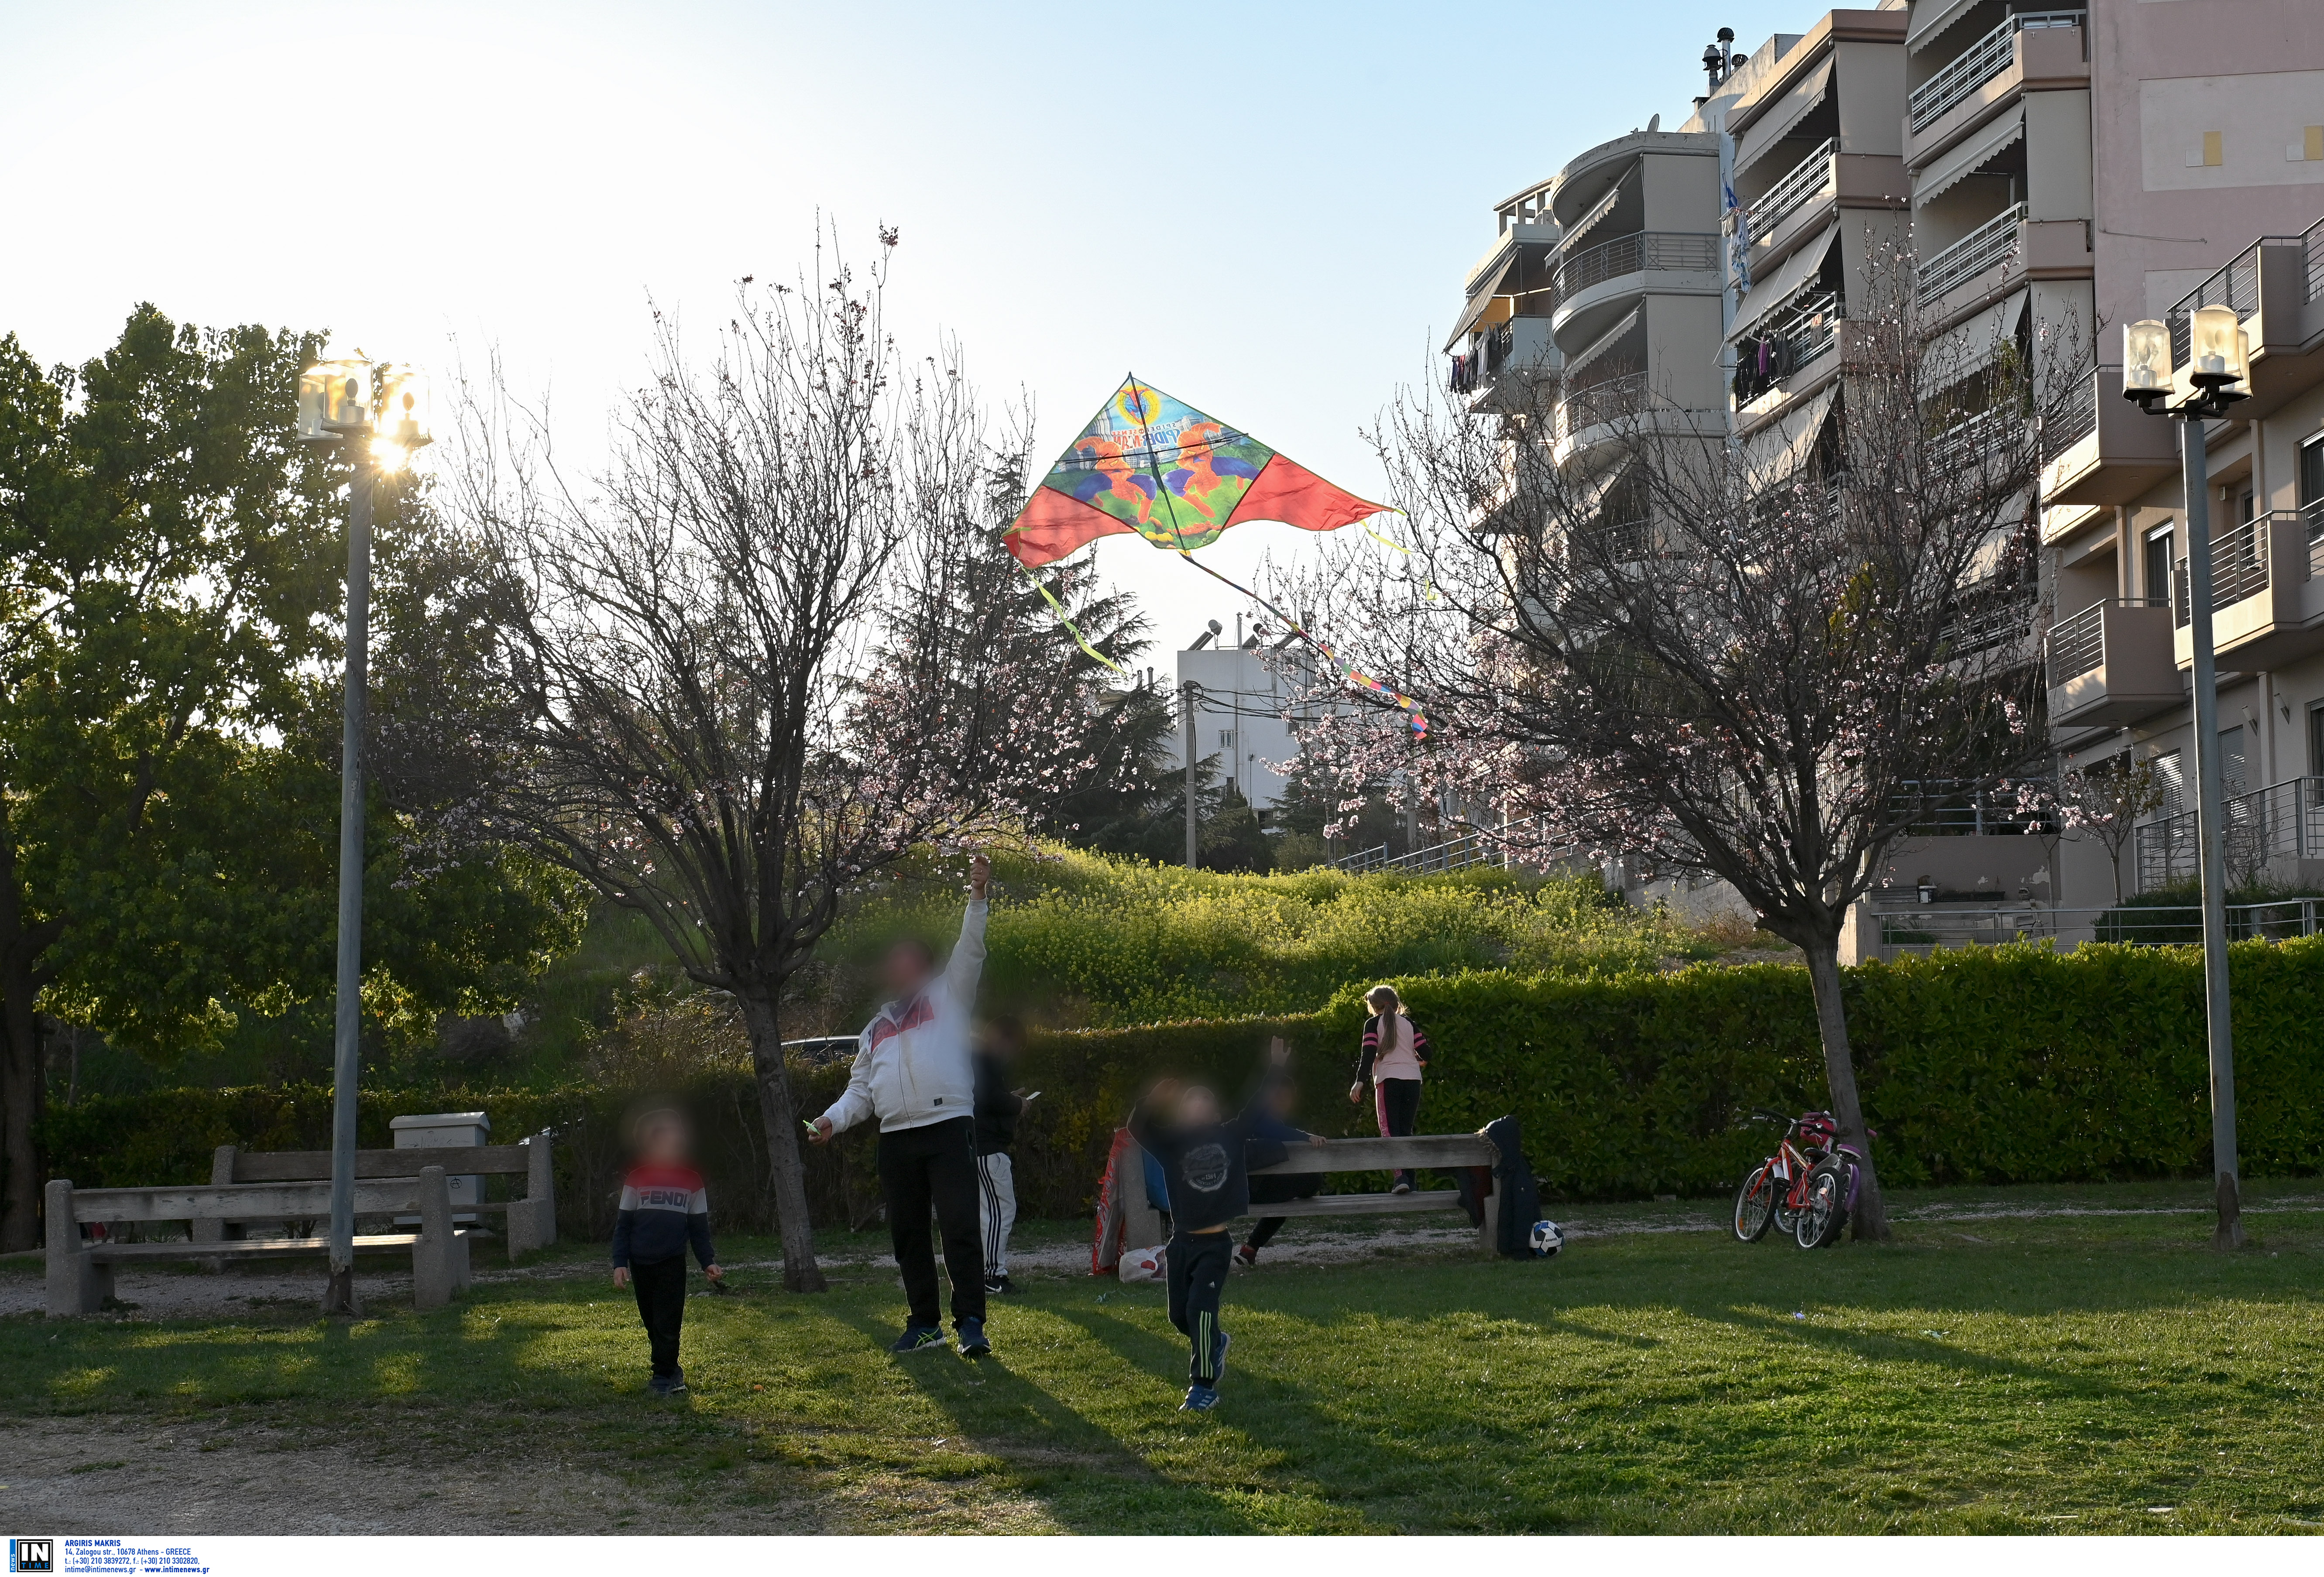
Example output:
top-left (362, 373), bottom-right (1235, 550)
top-left (1733, 291), bottom-right (1843, 404)
top-left (1751, 139), bottom-right (1836, 237)
top-left (1926, 402), bottom-right (2025, 476)
top-left (1889, 778), bottom-right (2054, 836)
top-left (1917, 203), bottom-right (2026, 300)
top-left (1560, 371), bottom-right (1650, 439)
top-left (2301, 212), bottom-right (2324, 304)
top-left (1942, 586), bottom-right (2040, 661)
top-left (2170, 514), bottom-right (2274, 627)
top-left (1908, 10), bottom-right (2085, 132)
top-left (2039, 368), bottom-right (2101, 460)
top-left (1556, 231), bottom-right (1720, 298)
top-left (2137, 777), bottom-right (2324, 891)
top-left (2309, 497), bottom-right (2324, 578)
top-left (2045, 596), bottom-right (2166, 685)
top-left (1878, 897), bottom-right (2322, 955)
top-left (2166, 244), bottom-right (2263, 365)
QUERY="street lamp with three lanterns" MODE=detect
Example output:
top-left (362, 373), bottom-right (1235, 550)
top-left (295, 355), bottom-right (432, 1314)
top-left (2120, 305), bottom-right (2249, 1248)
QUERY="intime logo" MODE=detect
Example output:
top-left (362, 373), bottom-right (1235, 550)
top-left (9, 1539), bottom-right (54, 1574)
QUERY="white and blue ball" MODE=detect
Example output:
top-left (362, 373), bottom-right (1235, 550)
top-left (1529, 1219), bottom-right (1565, 1259)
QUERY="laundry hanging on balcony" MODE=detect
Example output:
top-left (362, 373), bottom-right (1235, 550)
top-left (1003, 376), bottom-right (1428, 736)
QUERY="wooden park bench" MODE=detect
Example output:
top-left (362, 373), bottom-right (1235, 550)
top-left (46, 1168), bottom-right (471, 1317)
top-left (1116, 1133), bottom-right (1505, 1253)
top-left (189, 1134), bottom-right (558, 1262)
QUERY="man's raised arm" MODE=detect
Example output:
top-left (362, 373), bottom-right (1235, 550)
top-left (944, 853), bottom-right (991, 1004)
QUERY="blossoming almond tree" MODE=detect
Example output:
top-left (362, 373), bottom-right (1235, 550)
top-left (440, 234), bottom-right (1064, 1291)
top-left (1287, 257), bottom-right (2088, 1240)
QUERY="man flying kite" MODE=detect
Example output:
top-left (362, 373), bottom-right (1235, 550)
top-left (1002, 377), bottom-right (1428, 735)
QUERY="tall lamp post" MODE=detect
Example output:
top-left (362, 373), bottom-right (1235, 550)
top-left (2122, 307), bottom-right (2250, 1249)
top-left (296, 358), bottom-right (432, 1313)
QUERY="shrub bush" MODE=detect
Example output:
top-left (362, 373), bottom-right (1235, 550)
top-left (40, 939), bottom-right (2324, 1238)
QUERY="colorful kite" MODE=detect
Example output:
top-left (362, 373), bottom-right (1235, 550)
top-left (1004, 377), bottom-right (1429, 736)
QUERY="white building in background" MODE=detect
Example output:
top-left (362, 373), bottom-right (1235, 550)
top-left (1166, 620), bottom-right (1318, 818)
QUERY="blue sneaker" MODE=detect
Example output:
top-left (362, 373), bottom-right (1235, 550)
top-left (956, 1317), bottom-right (992, 1358)
top-left (1179, 1384), bottom-right (1221, 1412)
top-left (888, 1324), bottom-right (950, 1355)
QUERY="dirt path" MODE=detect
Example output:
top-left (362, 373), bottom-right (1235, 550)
top-left (0, 1414), bottom-right (824, 1535)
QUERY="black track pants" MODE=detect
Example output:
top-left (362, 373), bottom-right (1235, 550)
top-left (878, 1116), bottom-right (988, 1330)
top-left (629, 1254), bottom-right (687, 1376)
top-left (1374, 1077), bottom-right (1423, 1187)
top-left (1166, 1230), bottom-right (1234, 1386)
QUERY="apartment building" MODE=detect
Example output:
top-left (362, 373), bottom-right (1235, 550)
top-left (1439, 0), bottom-right (2324, 930)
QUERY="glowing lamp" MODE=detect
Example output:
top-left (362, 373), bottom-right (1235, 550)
top-left (298, 360), bottom-right (372, 439)
top-left (2121, 321), bottom-right (2170, 400)
top-left (2187, 305), bottom-right (2246, 390)
top-left (371, 366), bottom-right (432, 469)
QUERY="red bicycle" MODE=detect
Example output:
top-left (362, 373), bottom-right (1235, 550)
top-left (1732, 1108), bottom-right (1861, 1249)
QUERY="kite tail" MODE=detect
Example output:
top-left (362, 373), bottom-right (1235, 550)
top-left (1022, 565), bottom-right (1126, 675)
top-left (1171, 550), bottom-right (1428, 738)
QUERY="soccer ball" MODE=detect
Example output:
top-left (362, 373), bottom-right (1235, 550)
top-left (1529, 1220), bottom-right (1565, 1259)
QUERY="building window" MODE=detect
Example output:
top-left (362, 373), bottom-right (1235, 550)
top-left (2152, 749), bottom-right (2185, 816)
top-left (2300, 435), bottom-right (2324, 511)
top-left (1219, 730), bottom-right (1235, 747)
top-left (2220, 725), bottom-right (2248, 799)
top-left (2143, 521), bottom-right (2175, 606)
top-left (2310, 700), bottom-right (2324, 780)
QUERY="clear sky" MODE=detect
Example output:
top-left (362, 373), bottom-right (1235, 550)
top-left (0, 0), bottom-right (1798, 654)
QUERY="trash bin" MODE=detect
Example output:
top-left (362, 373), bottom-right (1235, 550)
top-left (391, 1111), bottom-right (491, 1225)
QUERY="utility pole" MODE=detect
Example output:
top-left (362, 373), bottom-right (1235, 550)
top-left (1182, 680), bottom-right (1201, 869)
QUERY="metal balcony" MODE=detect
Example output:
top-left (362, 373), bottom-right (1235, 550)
top-left (1908, 10), bottom-right (2086, 132)
top-left (1555, 231), bottom-right (1720, 298)
top-left (1917, 203), bottom-right (2025, 300)
top-left (2137, 777), bottom-right (2324, 891)
top-left (1751, 140), bottom-right (1836, 238)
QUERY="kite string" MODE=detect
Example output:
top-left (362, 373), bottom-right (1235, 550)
top-left (1171, 549), bottom-right (1428, 737)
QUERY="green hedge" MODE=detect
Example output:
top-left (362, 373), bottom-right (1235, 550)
top-left (38, 939), bottom-right (2324, 1240)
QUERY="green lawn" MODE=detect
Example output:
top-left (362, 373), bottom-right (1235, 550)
top-left (4, 1181), bottom-right (2323, 1533)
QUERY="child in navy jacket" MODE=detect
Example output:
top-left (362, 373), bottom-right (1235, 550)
top-left (612, 1109), bottom-right (723, 1396)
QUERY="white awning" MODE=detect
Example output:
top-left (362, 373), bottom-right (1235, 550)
top-left (1925, 288), bottom-right (2027, 385)
top-left (1561, 173), bottom-right (1629, 255)
top-left (1565, 305), bottom-right (1644, 381)
top-left (1906, 0), bottom-right (1982, 55)
top-left (1912, 104), bottom-right (2025, 205)
top-left (1735, 57), bottom-right (1834, 181)
top-left (1740, 384), bottom-right (1838, 491)
top-left (1728, 222), bottom-right (1839, 342)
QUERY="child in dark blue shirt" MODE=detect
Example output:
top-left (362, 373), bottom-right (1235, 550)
top-left (612, 1109), bottom-right (723, 1397)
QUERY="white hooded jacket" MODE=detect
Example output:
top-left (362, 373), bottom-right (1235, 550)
top-left (819, 899), bottom-right (987, 1135)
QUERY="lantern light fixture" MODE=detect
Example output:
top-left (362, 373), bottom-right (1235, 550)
top-left (371, 366), bottom-right (433, 472)
top-left (2121, 320), bottom-right (2171, 401)
top-left (2187, 304), bottom-right (2247, 389)
top-left (297, 359), bottom-right (373, 441)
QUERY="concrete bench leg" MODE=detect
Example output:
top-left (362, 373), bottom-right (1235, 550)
top-left (45, 1180), bottom-right (112, 1317)
top-left (506, 1132), bottom-right (557, 1261)
top-left (413, 1166), bottom-right (461, 1311)
top-left (192, 1145), bottom-right (236, 1271)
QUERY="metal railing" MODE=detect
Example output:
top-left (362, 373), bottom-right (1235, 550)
top-left (2044, 596), bottom-right (2165, 685)
top-left (1555, 231), bottom-right (1721, 298)
top-left (2170, 514), bottom-right (2271, 626)
top-left (2167, 243), bottom-right (2263, 365)
top-left (2136, 776), bottom-right (2324, 890)
top-left (1878, 897), bottom-right (2321, 955)
top-left (2309, 497), bottom-right (2324, 578)
top-left (1942, 586), bottom-right (2040, 661)
top-left (1926, 401), bottom-right (2025, 476)
top-left (1560, 370), bottom-right (1649, 439)
top-left (1908, 10), bottom-right (2084, 131)
top-left (2040, 367), bottom-right (2101, 460)
top-left (1888, 777), bottom-right (2054, 836)
top-left (1751, 139), bottom-right (1836, 236)
top-left (1917, 202), bottom-right (2027, 300)
top-left (1336, 813), bottom-right (1572, 875)
top-left (2302, 212), bottom-right (2324, 304)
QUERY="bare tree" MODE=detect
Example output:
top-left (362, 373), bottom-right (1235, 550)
top-left (2052, 754), bottom-right (2167, 905)
top-left (1292, 254), bottom-right (2088, 1241)
top-left (441, 234), bottom-right (1053, 1291)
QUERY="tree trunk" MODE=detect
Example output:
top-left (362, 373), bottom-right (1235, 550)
top-left (0, 813), bottom-right (46, 1253)
top-left (1801, 932), bottom-right (1890, 1242)
top-left (736, 989), bottom-right (828, 1292)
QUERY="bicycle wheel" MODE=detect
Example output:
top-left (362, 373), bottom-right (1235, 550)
top-left (1794, 1162), bottom-right (1849, 1248)
top-left (1733, 1163), bottom-right (1778, 1242)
